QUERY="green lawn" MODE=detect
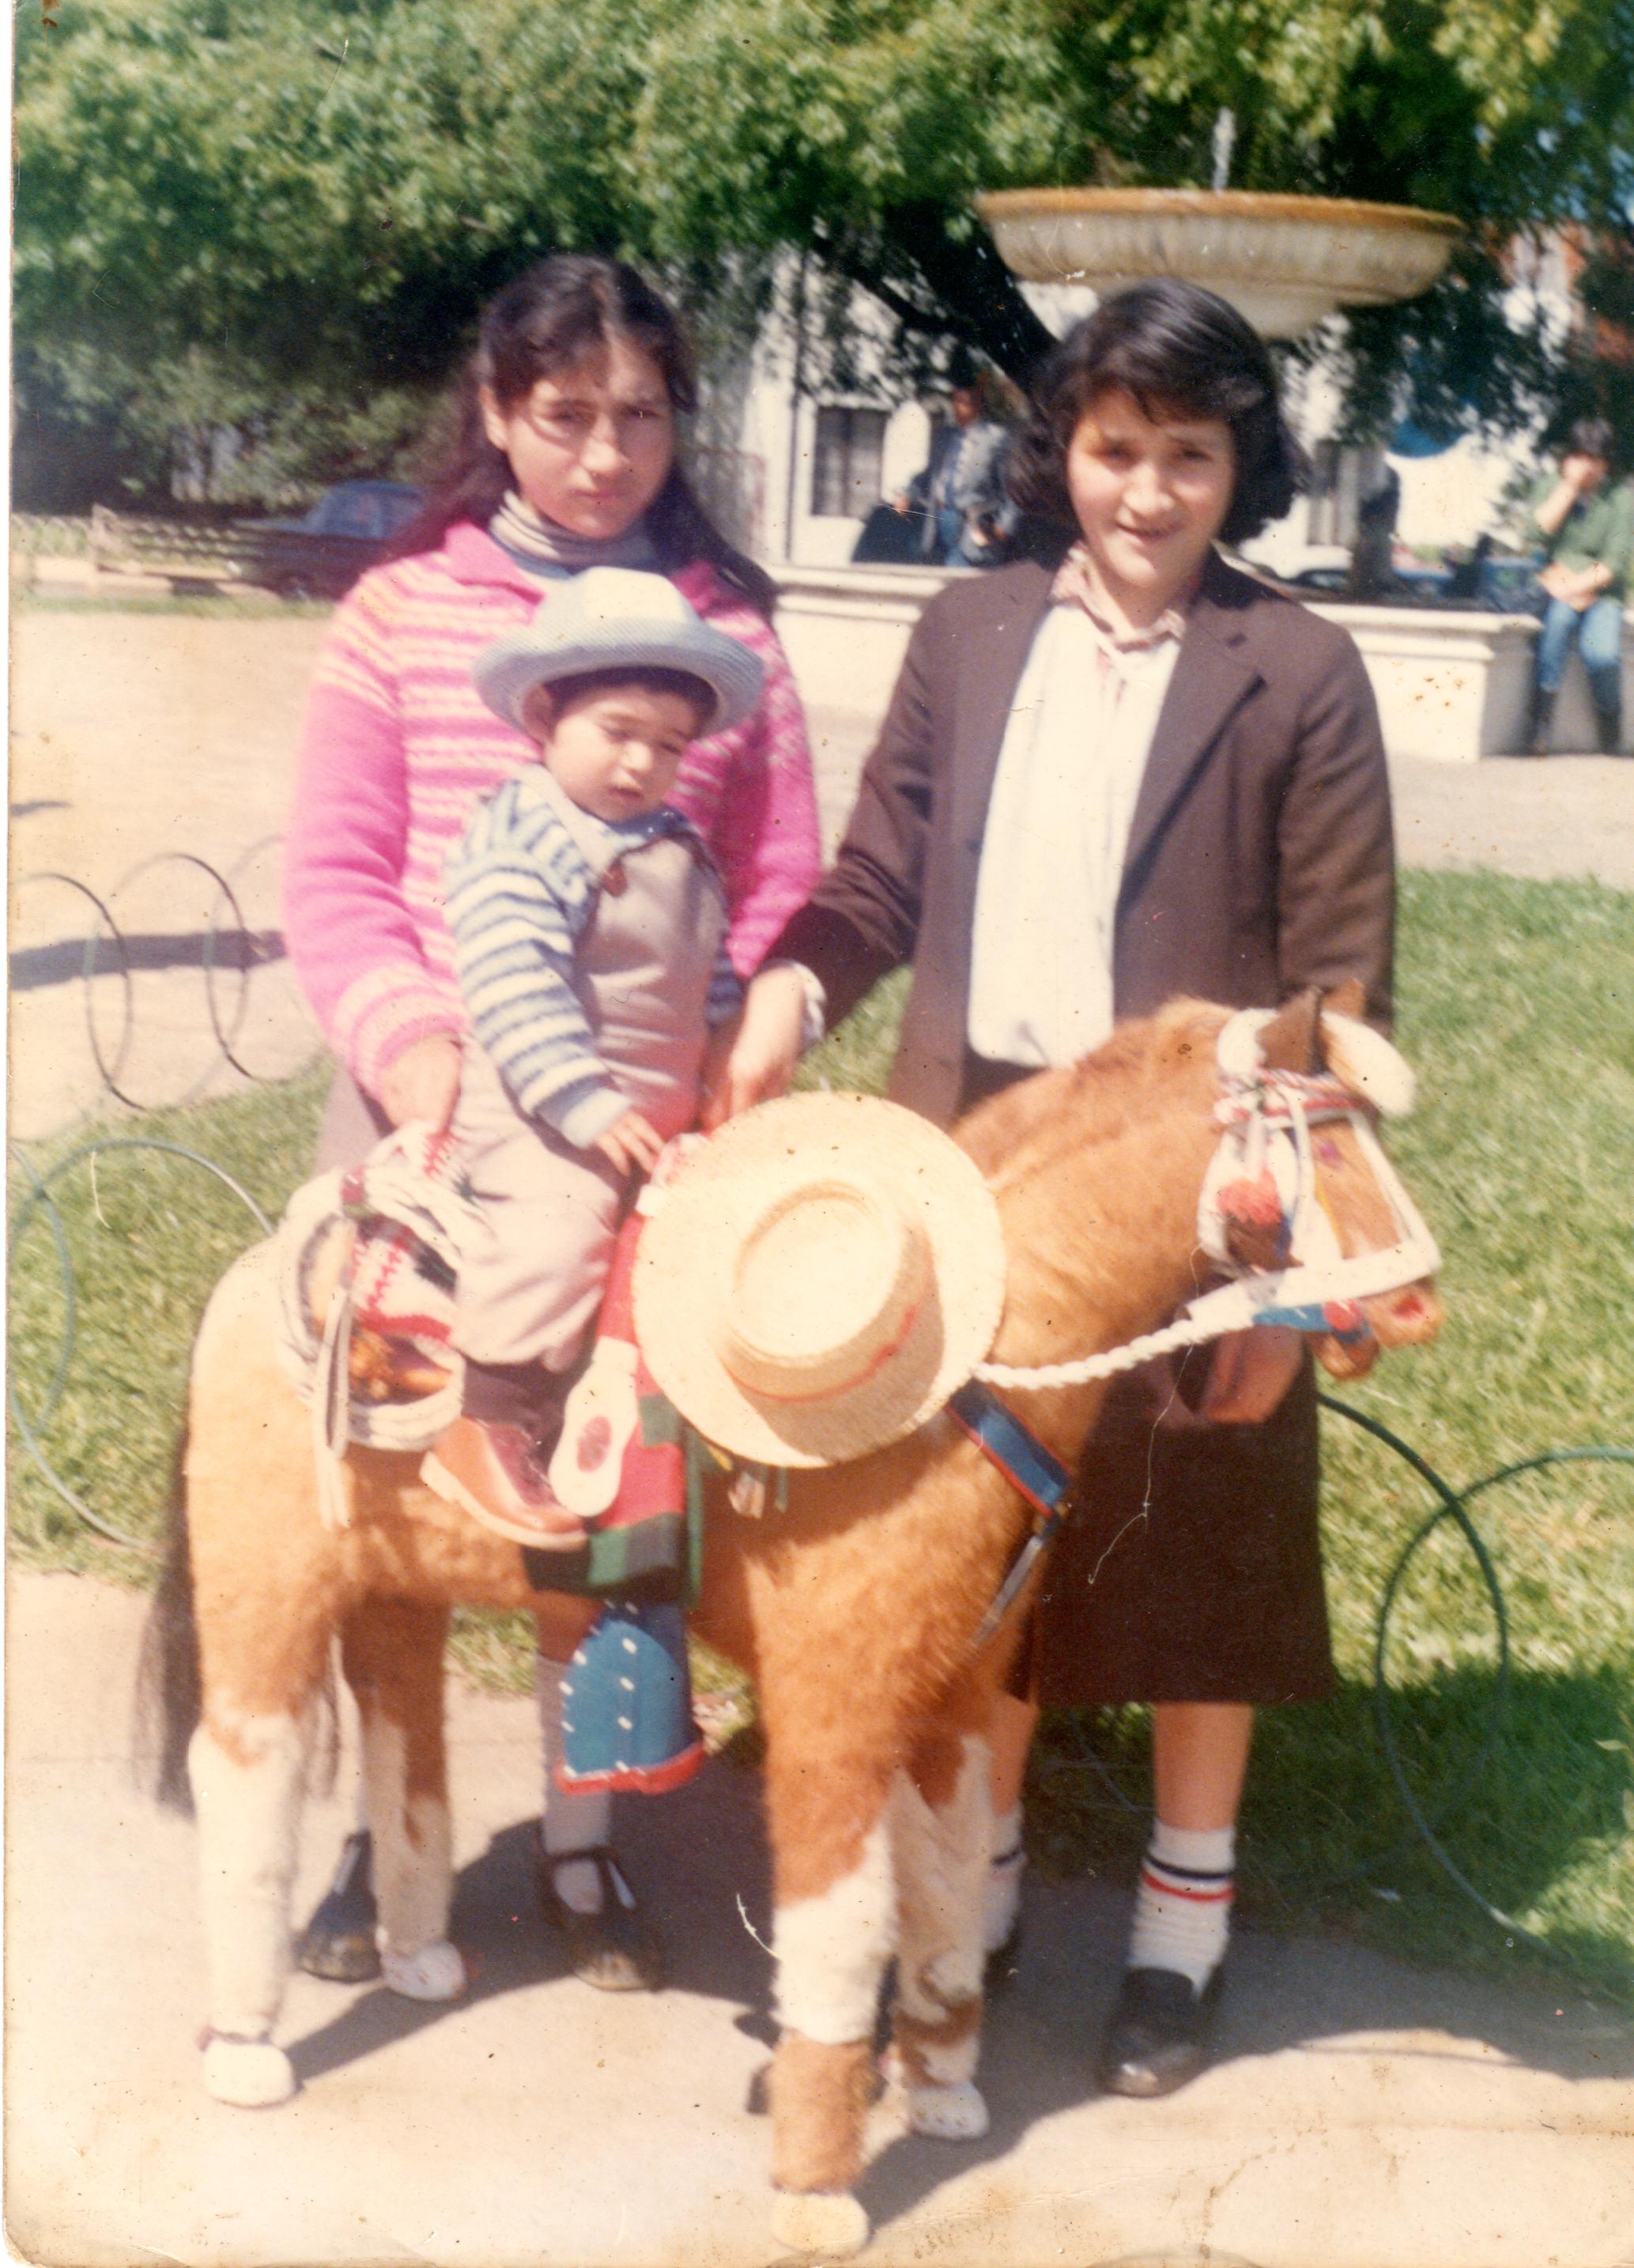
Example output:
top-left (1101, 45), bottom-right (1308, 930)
top-left (9, 869), bottom-right (1632, 1999)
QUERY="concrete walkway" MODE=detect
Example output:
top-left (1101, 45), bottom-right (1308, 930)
top-left (6, 1572), bottom-right (1632, 2268)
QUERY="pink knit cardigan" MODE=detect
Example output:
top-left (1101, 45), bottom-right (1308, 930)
top-left (282, 521), bottom-right (821, 1099)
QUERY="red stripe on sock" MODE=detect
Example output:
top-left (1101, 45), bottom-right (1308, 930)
top-left (1141, 1865), bottom-right (1234, 1904)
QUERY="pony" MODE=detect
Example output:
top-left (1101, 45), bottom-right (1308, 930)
top-left (145, 987), bottom-right (1441, 2259)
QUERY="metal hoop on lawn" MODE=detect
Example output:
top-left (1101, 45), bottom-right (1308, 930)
top-left (16, 850), bottom-right (319, 1121)
top-left (1364, 1431), bottom-right (1634, 1953)
top-left (6, 1138), bottom-right (273, 1553)
top-left (18, 871), bottom-right (140, 1107)
top-left (104, 851), bottom-right (253, 1111)
top-left (214, 835), bottom-right (324, 1083)
top-left (134, 849), bottom-right (255, 1078)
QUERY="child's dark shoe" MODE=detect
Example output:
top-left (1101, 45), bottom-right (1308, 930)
top-left (1096, 1964), bottom-right (1225, 2098)
top-left (423, 1417), bottom-right (587, 1549)
top-left (536, 1847), bottom-right (665, 1991)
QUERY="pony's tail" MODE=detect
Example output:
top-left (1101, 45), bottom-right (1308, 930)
top-left (134, 1421), bottom-right (201, 1814)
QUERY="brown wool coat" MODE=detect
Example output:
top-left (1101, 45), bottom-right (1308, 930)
top-left (772, 549), bottom-right (1396, 1707)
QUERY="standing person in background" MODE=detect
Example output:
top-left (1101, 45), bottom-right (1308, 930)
top-left (896, 357), bottom-right (1015, 568)
top-left (714, 280), bottom-right (1396, 2102)
top-left (1525, 416), bottom-right (1632, 756)
top-left (281, 254), bottom-right (821, 1993)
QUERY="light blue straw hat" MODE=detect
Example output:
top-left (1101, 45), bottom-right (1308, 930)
top-left (473, 566), bottom-right (764, 737)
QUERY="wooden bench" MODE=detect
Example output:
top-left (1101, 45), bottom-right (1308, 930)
top-left (89, 507), bottom-right (255, 594)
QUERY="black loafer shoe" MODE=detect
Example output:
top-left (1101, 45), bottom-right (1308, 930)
top-left (536, 1846), bottom-right (665, 1993)
top-left (296, 1829), bottom-right (383, 1983)
top-left (1096, 1964), bottom-right (1224, 2098)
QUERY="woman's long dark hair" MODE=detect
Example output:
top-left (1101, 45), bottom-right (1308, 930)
top-left (391, 255), bottom-right (777, 617)
top-left (1007, 279), bottom-right (1308, 549)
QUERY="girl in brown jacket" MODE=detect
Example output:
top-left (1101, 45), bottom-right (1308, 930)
top-left (712, 280), bottom-right (1395, 2098)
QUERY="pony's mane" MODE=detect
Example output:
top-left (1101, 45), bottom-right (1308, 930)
top-left (958, 999), bottom-right (1228, 1193)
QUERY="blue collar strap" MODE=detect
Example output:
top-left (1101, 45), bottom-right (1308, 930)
top-left (947, 1379), bottom-right (1075, 1655)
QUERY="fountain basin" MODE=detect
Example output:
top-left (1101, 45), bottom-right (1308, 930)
top-left (975, 188), bottom-right (1460, 338)
top-left (768, 566), bottom-right (1632, 778)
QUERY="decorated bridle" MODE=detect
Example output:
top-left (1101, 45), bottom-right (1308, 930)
top-left (970, 1006), bottom-right (1440, 1395)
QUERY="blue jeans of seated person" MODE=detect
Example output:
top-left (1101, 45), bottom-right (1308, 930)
top-left (937, 504), bottom-right (1001, 570)
top-left (1534, 594), bottom-right (1625, 705)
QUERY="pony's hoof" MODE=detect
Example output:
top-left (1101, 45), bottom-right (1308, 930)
top-left (202, 2034), bottom-right (296, 2108)
top-left (770, 2188), bottom-right (870, 2259)
top-left (906, 2077), bottom-right (988, 2141)
top-left (381, 1939), bottom-right (466, 2001)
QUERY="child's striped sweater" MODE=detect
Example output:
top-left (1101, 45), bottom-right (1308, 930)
top-left (282, 521), bottom-right (820, 1100)
top-left (445, 770), bottom-right (741, 1148)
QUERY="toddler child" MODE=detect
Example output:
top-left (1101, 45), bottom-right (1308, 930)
top-left (422, 567), bottom-right (764, 1546)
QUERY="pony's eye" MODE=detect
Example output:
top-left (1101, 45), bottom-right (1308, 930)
top-left (1315, 1137), bottom-right (1343, 1166)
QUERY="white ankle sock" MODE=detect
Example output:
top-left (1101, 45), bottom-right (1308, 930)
top-left (1126, 1819), bottom-right (1234, 1992)
top-left (984, 1803), bottom-right (1025, 1955)
top-left (537, 1655), bottom-right (613, 1914)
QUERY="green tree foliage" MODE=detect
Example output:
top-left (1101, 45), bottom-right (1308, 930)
top-left (15, 0), bottom-right (1634, 491)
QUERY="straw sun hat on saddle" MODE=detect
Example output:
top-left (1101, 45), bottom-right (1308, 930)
top-left (472, 566), bottom-right (765, 738)
top-left (634, 1092), bottom-right (1007, 1468)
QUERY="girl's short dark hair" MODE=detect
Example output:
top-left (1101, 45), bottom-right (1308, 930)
top-left (394, 255), bottom-right (776, 616)
top-left (1006, 280), bottom-right (1308, 548)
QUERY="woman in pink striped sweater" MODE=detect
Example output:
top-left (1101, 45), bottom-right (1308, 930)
top-left (283, 255), bottom-right (821, 1996)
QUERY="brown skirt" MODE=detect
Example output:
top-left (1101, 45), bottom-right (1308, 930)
top-left (961, 1051), bottom-right (1334, 1711)
top-left (1019, 1351), bottom-right (1333, 1708)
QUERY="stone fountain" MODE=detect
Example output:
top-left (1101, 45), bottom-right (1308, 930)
top-left (973, 186), bottom-right (1460, 341)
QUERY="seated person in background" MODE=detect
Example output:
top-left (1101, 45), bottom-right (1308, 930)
top-left (422, 568), bottom-right (760, 1545)
top-left (1524, 417), bottom-right (1632, 756)
top-left (896, 357), bottom-right (1016, 568)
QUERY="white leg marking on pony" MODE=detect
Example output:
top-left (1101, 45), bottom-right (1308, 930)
top-left (381, 1937), bottom-right (466, 2001)
top-left (898, 2071), bottom-right (988, 2141)
top-left (772, 1813), bottom-right (896, 2047)
top-left (890, 1734), bottom-right (991, 2138)
top-left (202, 2035), bottom-right (297, 2108)
top-left (188, 1705), bottom-right (312, 2100)
top-left (770, 2189), bottom-right (871, 2259)
top-left (360, 1715), bottom-right (464, 1998)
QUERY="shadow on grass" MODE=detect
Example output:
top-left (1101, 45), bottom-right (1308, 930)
top-left (1029, 1663), bottom-right (1634, 2002)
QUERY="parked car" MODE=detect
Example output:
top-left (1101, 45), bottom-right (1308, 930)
top-left (1283, 555), bottom-right (1543, 610)
top-left (1283, 563), bottom-right (1351, 594)
top-left (1468, 555), bottom-right (1545, 613)
top-left (238, 481), bottom-right (423, 599)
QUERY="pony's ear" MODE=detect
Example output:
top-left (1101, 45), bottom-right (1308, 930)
top-left (1324, 977), bottom-right (1368, 1021)
top-left (1258, 987), bottom-right (1323, 1074)
top-left (1318, 1013), bottom-right (1417, 1115)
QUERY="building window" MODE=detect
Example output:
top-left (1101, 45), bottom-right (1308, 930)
top-left (811, 406), bottom-right (887, 518)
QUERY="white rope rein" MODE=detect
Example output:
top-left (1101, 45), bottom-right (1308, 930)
top-left (972, 1012), bottom-right (1440, 1396)
top-left (973, 1282), bottom-right (1265, 1394)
